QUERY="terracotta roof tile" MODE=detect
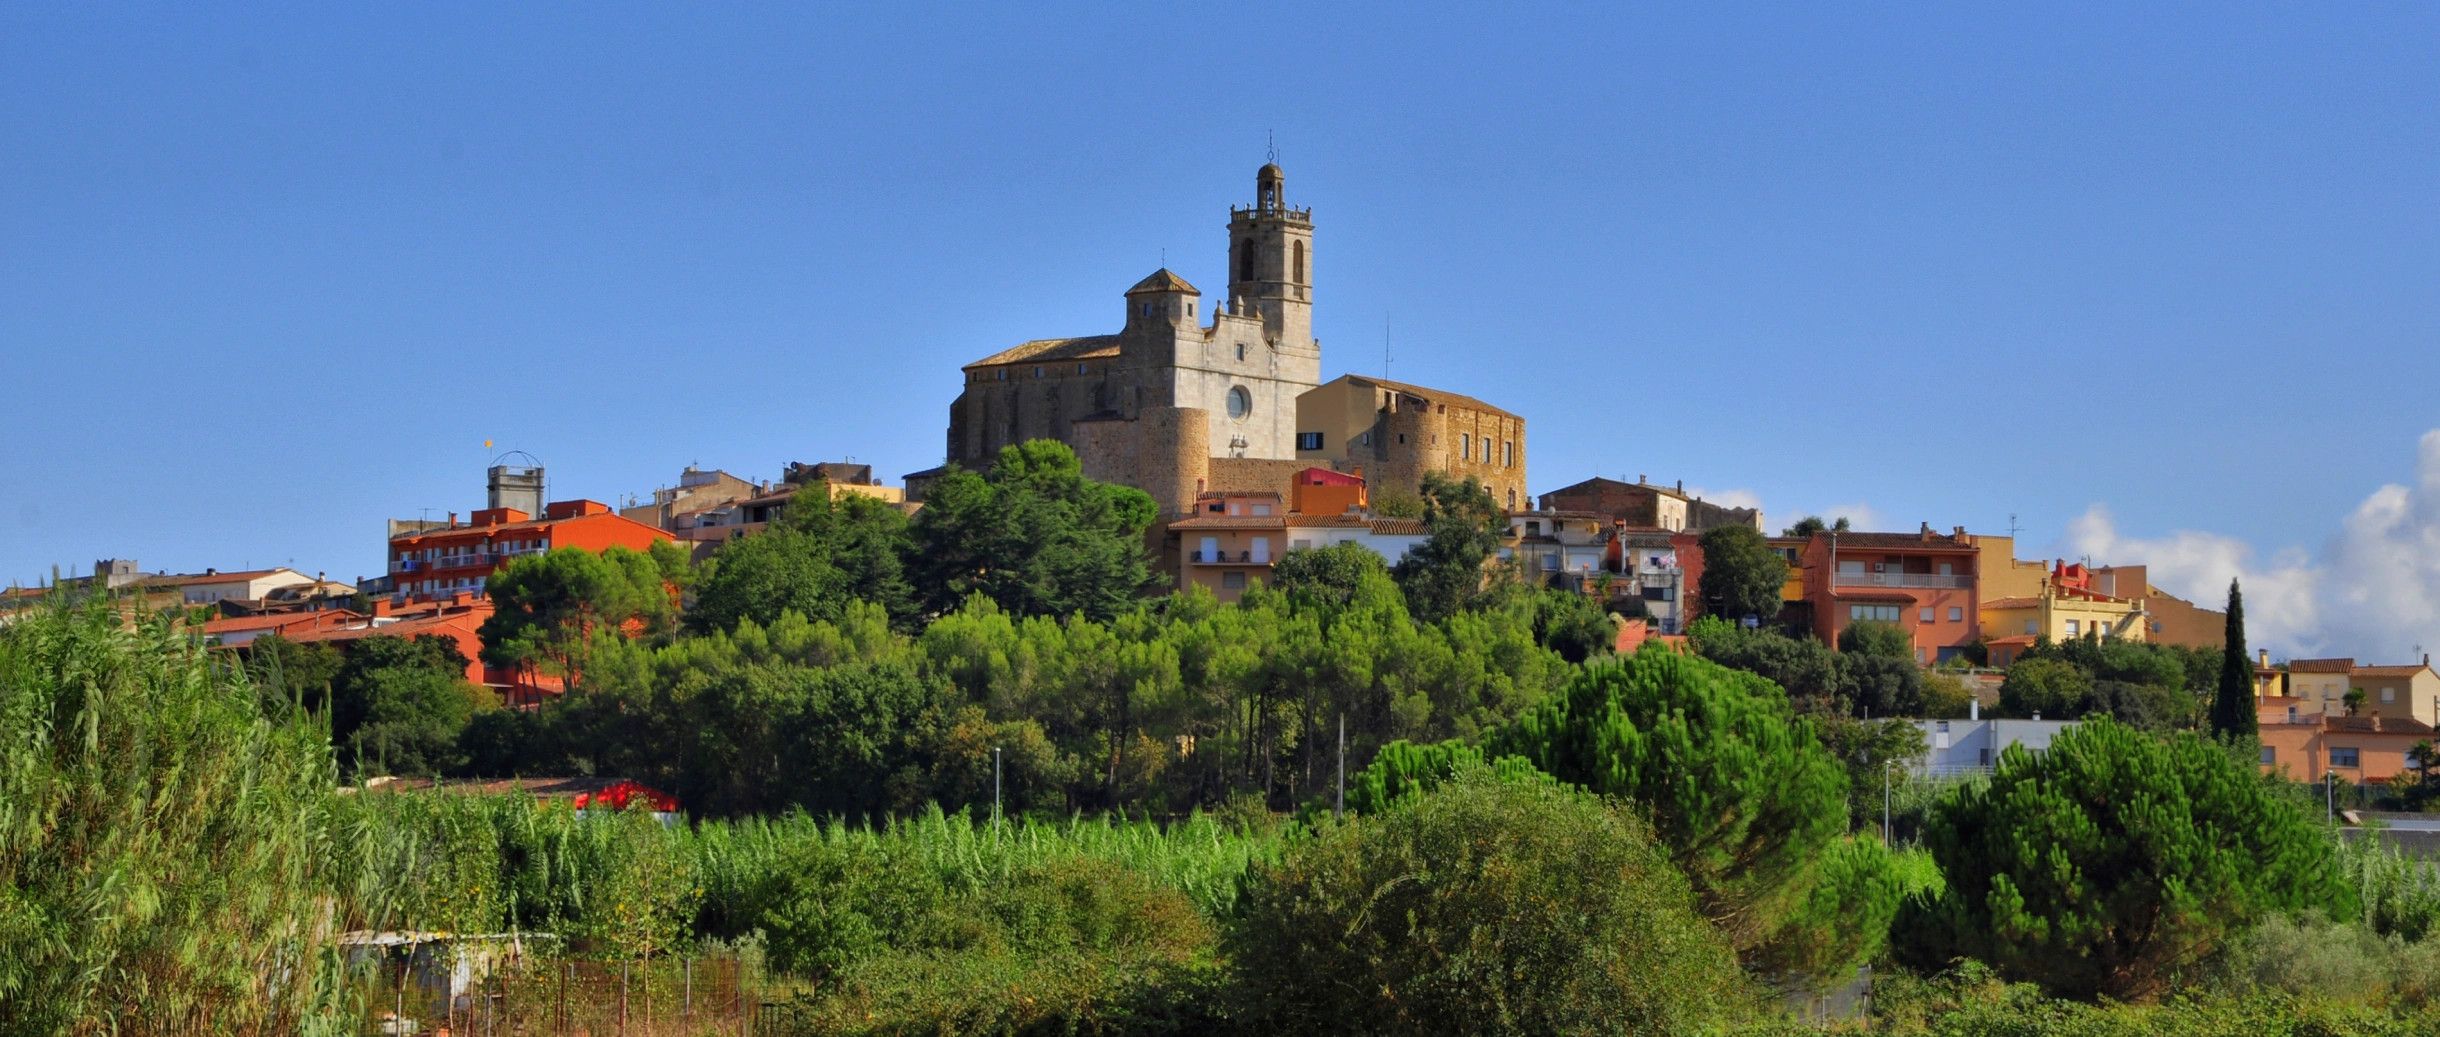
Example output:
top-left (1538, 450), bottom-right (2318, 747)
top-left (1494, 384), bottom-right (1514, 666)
top-left (1340, 374), bottom-right (1521, 420)
top-left (2290, 658), bottom-right (2355, 673)
top-left (1124, 268), bottom-right (1199, 295)
top-left (1821, 531), bottom-right (1977, 551)
top-left (2356, 665), bottom-right (2435, 679)
top-left (964, 335), bottom-right (1121, 369)
top-left (1369, 519), bottom-right (1429, 536)
top-left (1167, 516), bottom-right (1287, 531)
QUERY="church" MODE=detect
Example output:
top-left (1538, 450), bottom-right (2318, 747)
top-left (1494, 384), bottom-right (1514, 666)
top-left (918, 163), bottom-right (1524, 516)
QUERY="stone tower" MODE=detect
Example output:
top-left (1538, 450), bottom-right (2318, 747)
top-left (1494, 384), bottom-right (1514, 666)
top-left (1228, 163), bottom-right (1317, 355)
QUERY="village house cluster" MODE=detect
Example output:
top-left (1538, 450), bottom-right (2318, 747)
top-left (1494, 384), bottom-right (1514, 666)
top-left (8, 162), bottom-right (2430, 784)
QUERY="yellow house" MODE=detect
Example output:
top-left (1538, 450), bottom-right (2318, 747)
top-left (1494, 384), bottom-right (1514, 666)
top-left (1974, 535), bottom-right (2048, 603)
top-left (2353, 658), bottom-right (2440, 727)
top-left (2288, 658), bottom-right (2356, 718)
top-left (1978, 588), bottom-right (2147, 665)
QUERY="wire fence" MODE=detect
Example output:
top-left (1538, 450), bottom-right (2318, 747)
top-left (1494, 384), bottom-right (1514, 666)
top-left (364, 953), bottom-right (760, 1036)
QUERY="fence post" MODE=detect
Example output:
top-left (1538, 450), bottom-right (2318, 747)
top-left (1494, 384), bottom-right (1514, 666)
top-left (685, 957), bottom-right (694, 1023)
top-left (619, 960), bottom-right (630, 1037)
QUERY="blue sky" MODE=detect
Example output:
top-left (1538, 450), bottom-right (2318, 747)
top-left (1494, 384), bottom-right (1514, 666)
top-left (6, 4), bottom-right (2437, 657)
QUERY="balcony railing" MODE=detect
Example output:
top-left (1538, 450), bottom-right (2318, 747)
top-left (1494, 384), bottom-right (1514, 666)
top-left (1191, 550), bottom-right (1270, 565)
top-left (1833, 571), bottom-right (1972, 590)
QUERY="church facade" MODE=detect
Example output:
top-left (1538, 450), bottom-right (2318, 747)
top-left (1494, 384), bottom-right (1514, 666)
top-left (941, 165), bottom-right (1320, 484)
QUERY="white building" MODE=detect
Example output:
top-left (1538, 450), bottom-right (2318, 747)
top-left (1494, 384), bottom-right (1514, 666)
top-left (1912, 712), bottom-right (2080, 777)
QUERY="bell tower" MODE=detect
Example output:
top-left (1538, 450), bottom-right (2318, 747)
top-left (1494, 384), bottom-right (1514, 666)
top-left (1227, 162), bottom-right (1316, 356)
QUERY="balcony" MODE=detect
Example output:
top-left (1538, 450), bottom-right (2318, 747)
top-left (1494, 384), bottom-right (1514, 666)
top-left (427, 552), bottom-right (498, 571)
top-left (1834, 571), bottom-right (1972, 590)
top-left (1190, 550), bottom-right (1271, 565)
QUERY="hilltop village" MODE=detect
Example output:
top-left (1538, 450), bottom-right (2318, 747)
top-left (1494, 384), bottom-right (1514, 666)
top-left (11, 163), bottom-right (2434, 789)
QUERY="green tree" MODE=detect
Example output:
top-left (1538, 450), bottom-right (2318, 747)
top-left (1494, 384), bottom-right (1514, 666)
top-left (243, 634), bottom-right (344, 714)
top-left (907, 441), bottom-right (1161, 621)
top-left (1390, 472), bottom-right (1506, 623)
top-left (1231, 768), bottom-right (1749, 1034)
top-left (1486, 652), bottom-right (1864, 977)
top-left (1839, 618), bottom-right (1913, 659)
top-left (1782, 515), bottom-right (1850, 537)
top-left (479, 544), bottom-right (679, 684)
top-left (1904, 718), bottom-right (2355, 1001)
top-left (689, 489), bottom-right (916, 633)
top-left (1998, 657), bottom-right (2093, 718)
top-left (1266, 540), bottom-right (1388, 609)
top-left (330, 634), bottom-right (490, 778)
top-left (1694, 524), bottom-right (1788, 623)
top-left (1530, 587), bottom-right (1615, 663)
top-left (2211, 578), bottom-right (2259, 741)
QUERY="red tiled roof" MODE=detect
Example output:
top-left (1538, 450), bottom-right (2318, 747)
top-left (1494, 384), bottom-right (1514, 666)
top-left (2290, 658), bottom-right (2355, 673)
top-left (1823, 531), bottom-right (1977, 551)
top-left (2323, 715), bottom-right (2437, 735)
top-left (1982, 596), bottom-right (2041, 610)
top-left (2355, 665), bottom-right (2435, 679)
top-left (1340, 374), bottom-right (1521, 420)
top-left (147, 568), bottom-right (291, 587)
top-left (1168, 516), bottom-right (1288, 531)
top-left (1369, 519), bottom-right (1429, 536)
top-left (200, 610), bottom-right (363, 635)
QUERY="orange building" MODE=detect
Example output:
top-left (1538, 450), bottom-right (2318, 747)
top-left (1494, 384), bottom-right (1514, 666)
top-left (1167, 468), bottom-right (1426, 604)
top-left (386, 499), bottom-right (670, 603)
top-left (284, 592), bottom-right (567, 709)
top-left (1786, 526), bottom-right (1983, 664)
top-left (2257, 708), bottom-right (2434, 784)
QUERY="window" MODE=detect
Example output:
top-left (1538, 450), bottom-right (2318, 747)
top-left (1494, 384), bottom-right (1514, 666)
top-left (1251, 503), bottom-right (1272, 517)
top-left (2262, 746), bottom-right (2277, 766)
top-left (1293, 240), bottom-right (1305, 283)
top-left (1077, 363), bottom-right (1088, 374)
top-left (2332, 747), bottom-right (2361, 768)
top-left (1226, 386), bottom-right (1252, 419)
top-left (1236, 343), bottom-right (1246, 362)
top-left (1919, 607), bottom-right (1935, 623)
top-left (1461, 434), bottom-right (1472, 460)
top-left (1198, 536), bottom-right (1219, 563)
top-left (1291, 539), bottom-right (1312, 550)
top-left (1938, 562), bottom-right (1954, 576)
top-left (2384, 687), bottom-right (2397, 703)
top-left (1221, 571), bottom-right (1246, 590)
top-left (2065, 620), bottom-right (2081, 637)
top-left (1949, 607), bottom-right (1963, 622)
top-left (1296, 432), bottom-right (1323, 451)
top-left (1503, 441), bottom-right (1513, 467)
top-left (1849, 604), bottom-right (1902, 623)
top-left (1237, 242), bottom-right (1254, 282)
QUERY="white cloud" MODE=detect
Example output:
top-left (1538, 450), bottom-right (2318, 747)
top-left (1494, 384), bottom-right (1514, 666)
top-left (1815, 502), bottom-right (1885, 532)
top-left (2058, 430), bottom-right (2440, 662)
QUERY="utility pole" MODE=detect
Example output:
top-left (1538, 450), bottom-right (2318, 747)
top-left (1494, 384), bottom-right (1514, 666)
top-left (993, 746), bottom-right (1004, 828)
top-left (1882, 764), bottom-right (1892, 844)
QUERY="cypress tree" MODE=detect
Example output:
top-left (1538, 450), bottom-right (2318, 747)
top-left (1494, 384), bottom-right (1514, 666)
top-left (2211, 578), bottom-right (2257, 741)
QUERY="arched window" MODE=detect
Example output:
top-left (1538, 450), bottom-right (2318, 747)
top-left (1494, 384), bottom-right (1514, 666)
top-left (1293, 240), bottom-right (1305, 284)
top-left (1238, 242), bottom-right (1255, 283)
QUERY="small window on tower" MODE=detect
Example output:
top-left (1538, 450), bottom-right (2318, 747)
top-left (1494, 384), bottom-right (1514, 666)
top-left (1237, 344), bottom-right (1246, 362)
top-left (1239, 244), bottom-right (1254, 282)
top-left (1294, 240), bottom-right (1305, 283)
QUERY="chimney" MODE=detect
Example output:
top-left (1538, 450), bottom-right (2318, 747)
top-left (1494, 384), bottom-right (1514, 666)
top-left (2260, 649), bottom-right (2270, 668)
top-left (1638, 473), bottom-right (1646, 484)
top-left (448, 512), bottom-right (458, 528)
top-left (2031, 711), bottom-right (2042, 722)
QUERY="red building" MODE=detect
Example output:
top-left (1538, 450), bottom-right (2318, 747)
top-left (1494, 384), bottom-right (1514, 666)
top-left (387, 499), bottom-right (670, 603)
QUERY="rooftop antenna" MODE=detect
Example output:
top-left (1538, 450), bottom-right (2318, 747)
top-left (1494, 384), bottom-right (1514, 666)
top-left (1267, 131), bottom-right (1278, 165)
top-left (2007, 513), bottom-right (2022, 539)
top-left (1383, 315), bottom-right (1393, 380)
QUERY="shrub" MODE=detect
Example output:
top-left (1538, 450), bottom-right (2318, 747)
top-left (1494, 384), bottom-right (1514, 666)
top-left (1229, 768), bottom-right (1749, 1035)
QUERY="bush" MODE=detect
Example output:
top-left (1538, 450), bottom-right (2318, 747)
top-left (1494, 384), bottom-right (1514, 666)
top-left (1903, 719), bottom-right (2357, 1001)
top-left (1230, 768), bottom-right (1749, 1034)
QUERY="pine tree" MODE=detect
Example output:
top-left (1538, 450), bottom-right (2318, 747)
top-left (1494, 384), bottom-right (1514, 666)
top-left (2210, 578), bottom-right (2257, 741)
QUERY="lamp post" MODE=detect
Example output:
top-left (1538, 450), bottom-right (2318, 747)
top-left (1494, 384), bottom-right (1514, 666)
top-left (2327, 769), bottom-right (2336, 823)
